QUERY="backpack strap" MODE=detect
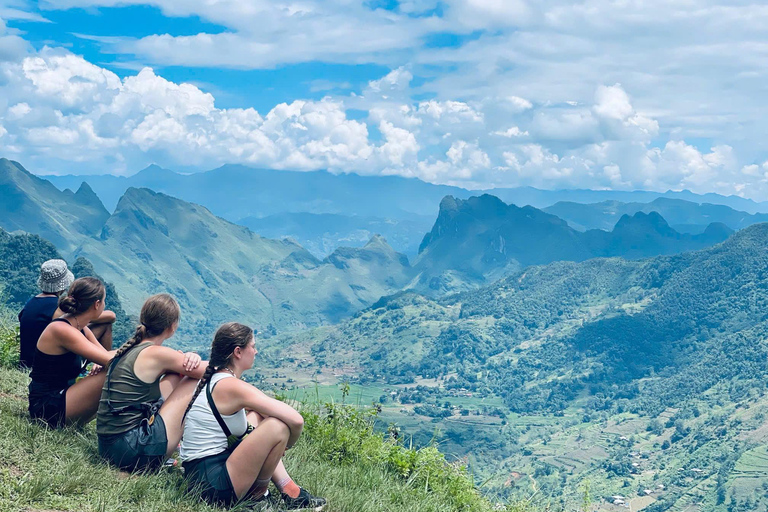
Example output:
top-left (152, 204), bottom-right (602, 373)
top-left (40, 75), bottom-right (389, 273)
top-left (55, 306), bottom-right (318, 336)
top-left (206, 378), bottom-right (234, 438)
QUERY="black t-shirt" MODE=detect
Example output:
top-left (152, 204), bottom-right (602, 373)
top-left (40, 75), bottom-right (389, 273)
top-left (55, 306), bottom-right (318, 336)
top-left (18, 295), bottom-right (58, 369)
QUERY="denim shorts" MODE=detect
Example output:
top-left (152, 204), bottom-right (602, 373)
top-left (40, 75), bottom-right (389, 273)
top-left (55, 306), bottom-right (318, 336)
top-left (182, 449), bottom-right (237, 505)
top-left (98, 414), bottom-right (168, 471)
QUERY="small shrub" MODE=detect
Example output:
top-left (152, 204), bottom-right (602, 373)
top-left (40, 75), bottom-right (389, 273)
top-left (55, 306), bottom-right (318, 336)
top-left (0, 308), bottom-right (19, 369)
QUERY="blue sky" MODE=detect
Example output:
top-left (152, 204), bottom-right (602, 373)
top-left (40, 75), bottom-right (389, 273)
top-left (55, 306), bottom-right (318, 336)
top-left (1, 0), bottom-right (767, 197)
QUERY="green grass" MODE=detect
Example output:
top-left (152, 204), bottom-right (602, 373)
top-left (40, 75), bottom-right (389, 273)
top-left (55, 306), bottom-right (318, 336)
top-left (0, 360), bottom-right (543, 511)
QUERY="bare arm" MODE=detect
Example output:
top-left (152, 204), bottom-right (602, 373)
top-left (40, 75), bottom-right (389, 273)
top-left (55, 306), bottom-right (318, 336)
top-left (91, 309), bottom-right (116, 325)
top-left (217, 379), bottom-right (304, 448)
top-left (134, 345), bottom-right (208, 383)
top-left (82, 326), bottom-right (102, 348)
top-left (51, 323), bottom-right (115, 366)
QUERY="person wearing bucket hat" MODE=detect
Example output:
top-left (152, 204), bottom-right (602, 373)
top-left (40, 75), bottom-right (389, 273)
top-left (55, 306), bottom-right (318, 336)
top-left (18, 260), bottom-right (115, 369)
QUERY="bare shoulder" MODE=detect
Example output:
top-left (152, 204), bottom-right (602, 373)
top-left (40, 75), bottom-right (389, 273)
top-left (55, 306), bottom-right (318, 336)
top-left (214, 376), bottom-right (259, 397)
top-left (137, 344), bottom-right (178, 363)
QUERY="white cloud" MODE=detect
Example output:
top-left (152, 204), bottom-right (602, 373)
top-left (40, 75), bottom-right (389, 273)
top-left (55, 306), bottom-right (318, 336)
top-left (21, 47), bottom-right (121, 109)
top-left (50, 0), bottom-right (445, 69)
top-left (493, 126), bottom-right (528, 137)
top-left (593, 84), bottom-right (658, 141)
top-left (417, 100), bottom-right (483, 124)
top-left (7, 102), bottom-right (30, 118)
top-left (2, 41), bottom-right (768, 199)
top-left (505, 96), bottom-right (533, 112)
top-left (368, 67), bottom-right (413, 95)
top-left (378, 120), bottom-right (419, 166)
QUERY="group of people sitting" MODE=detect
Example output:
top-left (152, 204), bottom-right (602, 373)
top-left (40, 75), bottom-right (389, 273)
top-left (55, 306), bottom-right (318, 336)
top-left (17, 259), bottom-right (326, 511)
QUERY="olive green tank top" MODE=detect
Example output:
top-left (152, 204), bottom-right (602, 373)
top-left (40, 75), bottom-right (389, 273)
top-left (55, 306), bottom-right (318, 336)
top-left (96, 342), bottom-right (162, 436)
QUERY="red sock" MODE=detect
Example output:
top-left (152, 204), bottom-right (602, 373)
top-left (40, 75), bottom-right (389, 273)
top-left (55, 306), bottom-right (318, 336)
top-left (276, 476), bottom-right (301, 498)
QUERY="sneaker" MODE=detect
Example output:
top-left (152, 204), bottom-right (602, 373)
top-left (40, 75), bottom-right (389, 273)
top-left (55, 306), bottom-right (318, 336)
top-left (280, 487), bottom-right (326, 511)
top-left (249, 489), bottom-right (275, 511)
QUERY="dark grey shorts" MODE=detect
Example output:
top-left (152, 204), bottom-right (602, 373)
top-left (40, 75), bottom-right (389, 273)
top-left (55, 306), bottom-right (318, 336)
top-left (98, 414), bottom-right (168, 472)
top-left (28, 382), bottom-right (69, 429)
top-left (182, 449), bottom-right (237, 506)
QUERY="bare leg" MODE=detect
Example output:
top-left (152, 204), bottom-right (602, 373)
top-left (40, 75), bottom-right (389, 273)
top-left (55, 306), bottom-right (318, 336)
top-left (246, 411), bottom-right (293, 487)
top-left (159, 373), bottom-right (181, 399)
top-left (157, 377), bottom-right (199, 456)
top-left (65, 371), bottom-right (108, 427)
top-left (88, 322), bottom-right (113, 351)
top-left (226, 417), bottom-right (290, 499)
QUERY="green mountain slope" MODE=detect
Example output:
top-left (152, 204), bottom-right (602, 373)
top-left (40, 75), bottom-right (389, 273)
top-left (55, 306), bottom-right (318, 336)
top-left (266, 223), bottom-right (768, 511)
top-left (0, 227), bottom-right (132, 344)
top-left (0, 159), bottom-right (109, 254)
top-left (413, 195), bottom-right (732, 294)
top-left (75, 188), bottom-right (412, 337)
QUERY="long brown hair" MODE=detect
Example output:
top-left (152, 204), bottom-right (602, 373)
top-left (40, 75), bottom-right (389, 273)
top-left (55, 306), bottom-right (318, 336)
top-left (111, 294), bottom-right (180, 364)
top-left (58, 277), bottom-right (105, 315)
top-left (182, 322), bottom-right (254, 422)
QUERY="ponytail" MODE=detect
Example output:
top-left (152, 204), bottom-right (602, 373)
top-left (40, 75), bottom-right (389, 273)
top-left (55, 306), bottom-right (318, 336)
top-left (182, 364), bottom-right (217, 423)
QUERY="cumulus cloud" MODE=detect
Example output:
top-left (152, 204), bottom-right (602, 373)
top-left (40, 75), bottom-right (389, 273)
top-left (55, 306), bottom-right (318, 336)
top-left (493, 126), bottom-right (528, 137)
top-left (593, 84), bottom-right (658, 141)
top-left (1, 41), bottom-right (768, 198)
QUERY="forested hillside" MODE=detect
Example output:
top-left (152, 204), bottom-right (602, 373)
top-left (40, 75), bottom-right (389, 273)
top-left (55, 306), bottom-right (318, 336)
top-left (0, 228), bottom-right (133, 344)
top-left (266, 223), bottom-right (768, 511)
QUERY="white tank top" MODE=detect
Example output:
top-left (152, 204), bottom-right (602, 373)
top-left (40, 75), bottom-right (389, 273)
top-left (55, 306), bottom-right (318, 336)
top-left (180, 372), bottom-right (248, 462)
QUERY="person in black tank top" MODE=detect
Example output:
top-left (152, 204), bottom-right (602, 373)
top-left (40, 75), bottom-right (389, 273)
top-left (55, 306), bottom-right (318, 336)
top-left (95, 294), bottom-right (207, 472)
top-left (19, 259), bottom-right (117, 369)
top-left (29, 278), bottom-right (116, 428)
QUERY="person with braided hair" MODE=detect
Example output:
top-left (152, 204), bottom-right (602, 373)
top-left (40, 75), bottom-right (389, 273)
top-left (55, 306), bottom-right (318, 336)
top-left (28, 277), bottom-right (117, 428)
top-left (96, 294), bottom-right (207, 472)
top-left (180, 322), bottom-right (326, 510)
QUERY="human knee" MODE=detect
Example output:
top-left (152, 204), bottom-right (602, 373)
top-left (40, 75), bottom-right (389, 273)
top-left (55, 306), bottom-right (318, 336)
top-left (262, 417), bottom-right (291, 440)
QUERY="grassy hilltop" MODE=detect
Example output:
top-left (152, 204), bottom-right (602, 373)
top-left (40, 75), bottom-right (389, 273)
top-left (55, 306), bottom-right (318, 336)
top-left (0, 312), bottom-right (540, 512)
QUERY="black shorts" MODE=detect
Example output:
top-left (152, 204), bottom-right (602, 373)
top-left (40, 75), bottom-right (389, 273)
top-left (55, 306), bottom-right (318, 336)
top-left (182, 450), bottom-right (237, 506)
top-left (98, 414), bottom-right (168, 472)
top-left (28, 381), bottom-right (69, 428)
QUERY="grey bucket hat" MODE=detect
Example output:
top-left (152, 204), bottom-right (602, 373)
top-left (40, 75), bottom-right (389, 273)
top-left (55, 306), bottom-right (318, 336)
top-left (37, 259), bottom-right (75, 293)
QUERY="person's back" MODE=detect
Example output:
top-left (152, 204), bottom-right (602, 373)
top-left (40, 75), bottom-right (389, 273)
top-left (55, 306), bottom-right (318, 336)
top-left (27, 277), bottom-right (115, 429)
top-left (97, 341), bottom-right (161, 436)
top-left (95, 293), bottom-right (206, 472)
top-left (179, 372), bottom-right (248, 462)
top-left (18, 295), bottom-right (59, 369)
top-left (18, 259), bottom-right (74, 369)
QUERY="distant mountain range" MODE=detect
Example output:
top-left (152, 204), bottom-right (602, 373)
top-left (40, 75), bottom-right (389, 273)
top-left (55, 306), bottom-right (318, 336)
top-left (412, 194), bottom-right (732, 293)
top-left (75, 187), bottom-right (414, 336)
top-left (43, 163), bottom-right (768, 257)
top-left (545, 197), bottom-right (768, 234)
top-left (0, 157), bottom-right (746, 338)
top-left (238, 212), bottom-right (433, 258)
